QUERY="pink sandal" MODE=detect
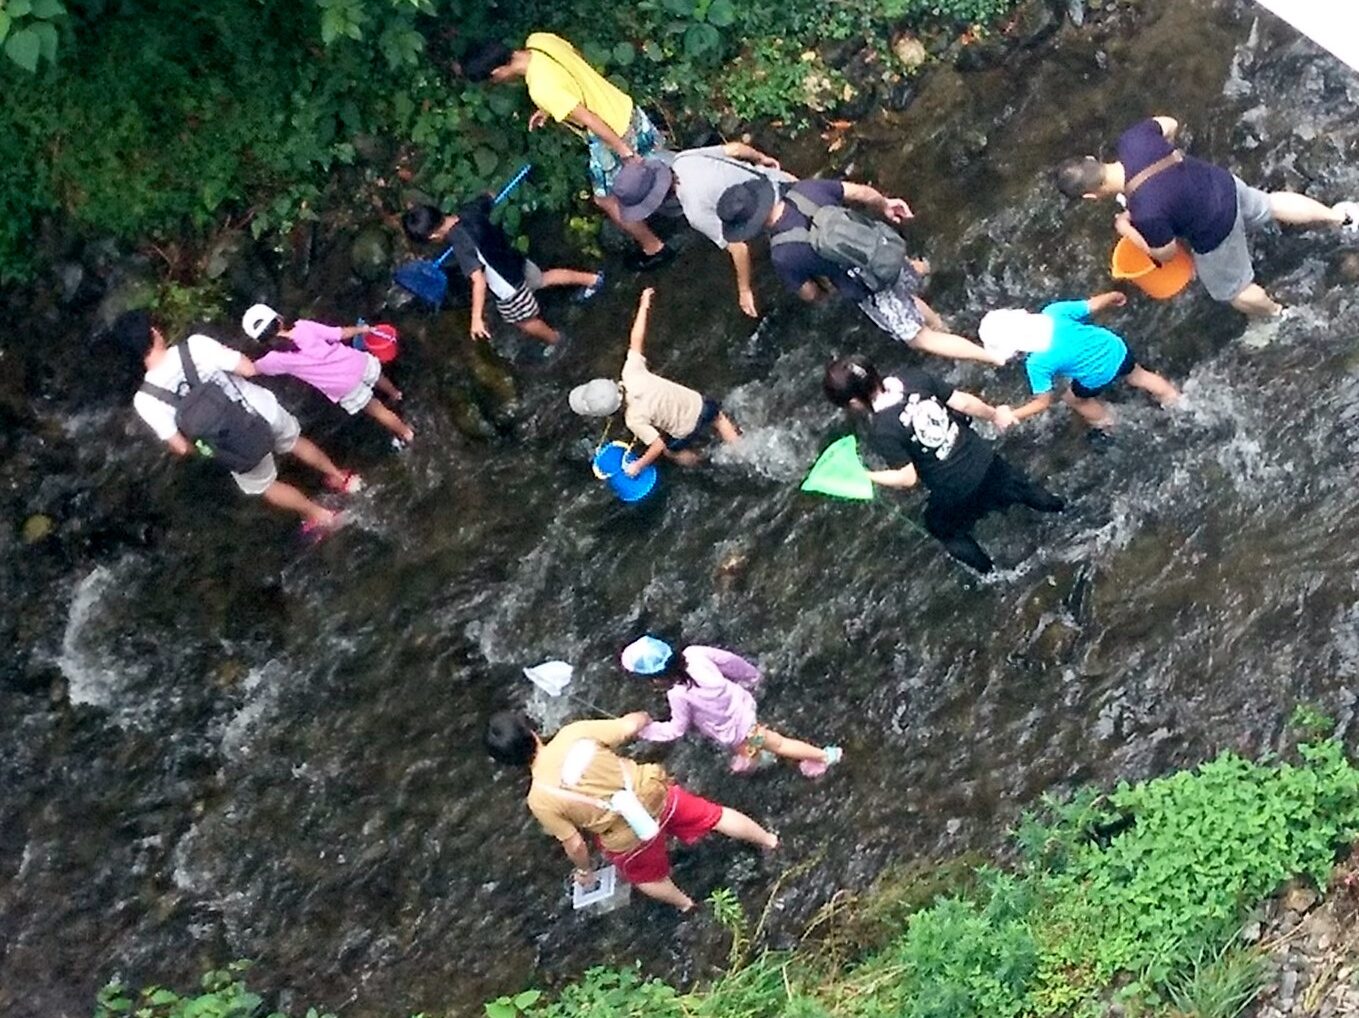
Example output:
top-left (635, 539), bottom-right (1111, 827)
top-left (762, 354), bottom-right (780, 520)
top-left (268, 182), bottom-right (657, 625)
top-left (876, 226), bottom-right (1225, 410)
top-left (324, 470), bottom-right (364, 494)
top-left (300, 511), bottom-right (343, 543)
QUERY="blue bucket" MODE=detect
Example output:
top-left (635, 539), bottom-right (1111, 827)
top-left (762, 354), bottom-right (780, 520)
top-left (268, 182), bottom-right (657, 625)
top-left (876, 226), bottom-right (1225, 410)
top-left (592, 442), bottom-right (658, 503)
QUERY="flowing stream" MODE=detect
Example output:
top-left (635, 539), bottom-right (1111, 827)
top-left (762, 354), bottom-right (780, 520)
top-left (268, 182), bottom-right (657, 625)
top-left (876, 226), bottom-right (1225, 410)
top-left (3, 1), bottom-right (1359, 1014)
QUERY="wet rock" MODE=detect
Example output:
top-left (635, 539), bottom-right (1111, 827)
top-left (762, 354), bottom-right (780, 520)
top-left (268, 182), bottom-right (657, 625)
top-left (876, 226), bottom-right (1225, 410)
top-left (1009, 0), bottom-right (1061, 49)
top-left (446, 389), bottom-right (497, 440)
top-left (350, 224), bottom-right (394, 283)
top-left (884, 80), bottom-right (916, 112)
top-left (54, 261), bottom-right (103, 308)
top-left (954, 34), bottom-right (1008, 73)
top-left (351, 133), bottom-right (392, 166)
top-left (21, 514), bottom-right (54, 544)
top-left (818, 37), bottom-right (865, 70)
top-left (1281, 882), bottom-right (1319, 915)
top-left (94, 255), bottom-right (157, 330)
top-left (891, 32), bottom-right (928, 73)
top-left (289, 222), bottom-right (317, 284)
top-left (466, 344), bottom-right (518, 412)
top-left (1030, 618), bottom-right (1079, 665)
top-left (205, 231), bottom-right (276, 304)
top-left (598, 219), bottom-right (634, 256)
top-left (1327, 251), bottom-right (1359, 287)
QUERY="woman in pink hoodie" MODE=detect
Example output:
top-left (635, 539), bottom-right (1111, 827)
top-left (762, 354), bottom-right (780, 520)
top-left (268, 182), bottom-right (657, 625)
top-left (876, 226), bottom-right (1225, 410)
top-left (622, 636), bottom-right (842, 778)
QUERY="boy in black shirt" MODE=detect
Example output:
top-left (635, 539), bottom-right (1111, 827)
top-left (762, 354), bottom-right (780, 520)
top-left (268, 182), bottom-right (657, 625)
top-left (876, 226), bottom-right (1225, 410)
top-left (403, 200), bottom-right (605, 353)
top-left (823, 354), bottom-right (1064, 573)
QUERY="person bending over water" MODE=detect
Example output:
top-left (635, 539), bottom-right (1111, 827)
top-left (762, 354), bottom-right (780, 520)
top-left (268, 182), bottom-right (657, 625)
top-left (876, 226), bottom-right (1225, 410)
top-left (621, 636), bottom-right (842, 778)
top-left (484, 710), bottom-right (777, 913)
top-left (715, 175), bottom-right (1003, 366)
top-left (569, 287), bottom-right (739, 476)
top-left (823, 354), bottom-right (1064, 574)
top-left (1055, 115), bottom-right (1359, 318)
top-left (979, 291), bottom-right (1178, 442)
top-left (243, 304), bottom-right (414, 446)
top-left (115, 309), bottom-right (358, 536)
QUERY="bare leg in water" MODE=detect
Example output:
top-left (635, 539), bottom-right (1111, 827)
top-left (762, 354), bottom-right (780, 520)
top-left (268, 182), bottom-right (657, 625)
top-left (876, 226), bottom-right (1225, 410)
top-left (760, 728), bottom-right (833, 766)
top-left (261, 479), bottom-right (335, 528)
top-left (363, 399), bottom-right (415, 443)
top-left (912, 298), bottom-right (1007, 366)
top-left (287, 436), bottom-right (348, 488)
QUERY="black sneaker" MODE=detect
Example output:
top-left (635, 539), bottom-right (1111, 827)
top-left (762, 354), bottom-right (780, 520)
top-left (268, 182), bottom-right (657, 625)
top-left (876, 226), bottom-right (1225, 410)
top-left (1085, 428), bottom-right (1115, 453)
top-left (628, 244), bottom-right (677, 272)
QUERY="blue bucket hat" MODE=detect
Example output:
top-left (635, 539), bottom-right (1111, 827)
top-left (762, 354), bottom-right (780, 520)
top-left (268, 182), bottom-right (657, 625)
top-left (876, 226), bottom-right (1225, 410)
top-left (621, 636), bottom-right (673, 675)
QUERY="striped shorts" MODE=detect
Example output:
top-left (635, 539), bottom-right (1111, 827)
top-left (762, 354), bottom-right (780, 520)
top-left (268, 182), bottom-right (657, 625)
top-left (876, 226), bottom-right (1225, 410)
top-left (494, 260), bottom-right (544, 324)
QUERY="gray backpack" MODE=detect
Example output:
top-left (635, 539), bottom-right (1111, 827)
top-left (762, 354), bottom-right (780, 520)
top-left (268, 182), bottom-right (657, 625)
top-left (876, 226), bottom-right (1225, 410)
top-left (139, 341), bottom-right (275, 473)
top-left (770, 188), bottom-right (908, 293)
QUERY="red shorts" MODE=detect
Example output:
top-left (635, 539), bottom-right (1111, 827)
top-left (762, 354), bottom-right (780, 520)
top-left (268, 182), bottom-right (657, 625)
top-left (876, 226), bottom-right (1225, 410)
top-left (600, 785), bottom-right (722, 884)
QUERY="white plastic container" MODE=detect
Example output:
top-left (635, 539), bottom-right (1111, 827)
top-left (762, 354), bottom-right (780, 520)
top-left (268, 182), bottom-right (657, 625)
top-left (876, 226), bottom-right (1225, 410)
top-left (571, 865), bottom-right (631, 914)
top-left (608, 788), bottom-right (661, 842)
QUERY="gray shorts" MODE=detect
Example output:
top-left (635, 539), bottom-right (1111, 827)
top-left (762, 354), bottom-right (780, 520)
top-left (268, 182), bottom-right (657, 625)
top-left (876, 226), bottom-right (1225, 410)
top-left (1192, 176), bottom-right (1273, 302)
top-left (857, 266), bottom-right (925, 344)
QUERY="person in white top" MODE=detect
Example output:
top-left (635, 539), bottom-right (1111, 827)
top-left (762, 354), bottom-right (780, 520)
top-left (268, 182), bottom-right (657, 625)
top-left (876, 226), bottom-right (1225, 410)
top-left (115, 309), bottom-right (358, 534)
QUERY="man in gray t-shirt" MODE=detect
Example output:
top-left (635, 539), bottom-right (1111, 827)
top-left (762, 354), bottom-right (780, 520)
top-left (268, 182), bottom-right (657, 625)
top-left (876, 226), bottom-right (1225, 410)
top-left (611, 143), bottom-right (792, 318)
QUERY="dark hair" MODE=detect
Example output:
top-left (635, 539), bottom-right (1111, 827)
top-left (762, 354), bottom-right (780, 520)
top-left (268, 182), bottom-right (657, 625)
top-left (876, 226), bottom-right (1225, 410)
top-left (656, 652), bottom-right (690, 686)
top-left (402, 204), bottom-right (445, 244)
top-left (462, 40), bottom-right (514, 82)
top-left (1054, 156), bottom-right (1105, 199)
top-left (110, 308), bottom-right (155, 359)
top-left (485, 710), bottom-right (538, 766)
top-left (823, 354), bottom-right (882, 408)
top-left (259, 317), bottom-right (296, 352)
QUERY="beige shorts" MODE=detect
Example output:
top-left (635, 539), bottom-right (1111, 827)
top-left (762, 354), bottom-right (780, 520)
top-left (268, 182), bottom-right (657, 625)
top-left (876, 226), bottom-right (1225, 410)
top-left (231, 407), bottom-right (302, 495)
top-left (337, 353), bottom-right (382, 415)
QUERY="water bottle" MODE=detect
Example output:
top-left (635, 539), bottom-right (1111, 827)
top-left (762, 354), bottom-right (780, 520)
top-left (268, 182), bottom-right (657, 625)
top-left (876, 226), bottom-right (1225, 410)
top-left (609, 789), bottom-right (661, 842)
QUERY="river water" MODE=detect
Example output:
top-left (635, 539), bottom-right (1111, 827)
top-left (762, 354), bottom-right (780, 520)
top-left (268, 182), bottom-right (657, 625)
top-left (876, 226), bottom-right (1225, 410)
top-left (2, 1), bottom-right (1358, 1014)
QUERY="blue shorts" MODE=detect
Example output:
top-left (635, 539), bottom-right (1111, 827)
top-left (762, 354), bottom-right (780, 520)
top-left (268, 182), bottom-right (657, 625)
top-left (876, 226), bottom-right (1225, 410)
top-left (666, 397), bottom-right (721, 452)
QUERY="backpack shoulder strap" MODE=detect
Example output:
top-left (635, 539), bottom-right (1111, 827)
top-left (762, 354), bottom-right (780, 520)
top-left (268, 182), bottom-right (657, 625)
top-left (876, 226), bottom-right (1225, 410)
top-left (784, 189), bottom-right (821, 218)
top-left (770, 189), bottom-right (821, 248)
top-left (770, 226), bottom-right (812, 248)
top-left (178, 339), bottom-right (202, 388)
top-left (137, 381), bottom-right (181, 406)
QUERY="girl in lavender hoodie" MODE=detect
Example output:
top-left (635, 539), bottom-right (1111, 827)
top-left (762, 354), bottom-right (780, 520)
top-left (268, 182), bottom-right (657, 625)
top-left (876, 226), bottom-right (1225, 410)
top-left (622, 636), bottom-right (842, 778)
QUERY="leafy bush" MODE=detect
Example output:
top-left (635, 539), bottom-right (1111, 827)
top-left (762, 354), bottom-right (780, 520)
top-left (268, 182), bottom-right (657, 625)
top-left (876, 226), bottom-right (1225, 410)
top-left (96, 742), bottom-right (1359, 1018)
top-left (95, 742), bottom-right (1359, 1018)
top-left (0, 0), bottom-right (1021, 281)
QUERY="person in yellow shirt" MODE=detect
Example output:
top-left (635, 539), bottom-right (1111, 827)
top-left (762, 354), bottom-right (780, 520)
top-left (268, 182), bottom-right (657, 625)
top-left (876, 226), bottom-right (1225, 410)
top-left (484, 709), bottom-right (779, 912)
top-left (463, 33), bottom-right (675, 271)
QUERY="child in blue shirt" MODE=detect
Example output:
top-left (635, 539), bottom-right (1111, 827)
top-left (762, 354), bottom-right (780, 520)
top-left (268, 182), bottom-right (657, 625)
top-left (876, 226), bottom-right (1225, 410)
top-left (979, 291), bottom-right (1178, 435)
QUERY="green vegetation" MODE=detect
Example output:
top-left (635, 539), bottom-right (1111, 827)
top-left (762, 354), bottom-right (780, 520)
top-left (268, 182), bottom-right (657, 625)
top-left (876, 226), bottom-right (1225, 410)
top-left (96, 738), bottom-right (1359, 1018)
top-left (0, 0), bottom-right (1019, 282)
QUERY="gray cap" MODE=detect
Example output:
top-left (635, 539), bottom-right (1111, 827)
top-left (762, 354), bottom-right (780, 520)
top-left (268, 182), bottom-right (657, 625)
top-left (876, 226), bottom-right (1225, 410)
top-left (568, 378), bottom-right (623, 417)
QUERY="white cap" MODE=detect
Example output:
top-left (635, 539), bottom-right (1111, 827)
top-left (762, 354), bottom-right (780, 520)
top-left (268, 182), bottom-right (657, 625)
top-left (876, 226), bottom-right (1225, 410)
top-left (568, 378), bottom-right (623, 417)
top-left (977, 308), bottom-right (1055, 360)
top-left (241, 303), bottom-right (280, 340)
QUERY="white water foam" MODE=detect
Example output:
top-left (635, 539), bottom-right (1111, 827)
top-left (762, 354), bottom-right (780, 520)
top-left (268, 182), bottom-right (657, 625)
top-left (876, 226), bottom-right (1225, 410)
top-left (58, 561), bottom-right (142, 709)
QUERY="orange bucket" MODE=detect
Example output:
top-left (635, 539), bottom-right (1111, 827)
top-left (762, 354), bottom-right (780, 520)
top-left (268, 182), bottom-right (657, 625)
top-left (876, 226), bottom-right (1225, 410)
top-left (1110, 237), bottom-right (1195, 299)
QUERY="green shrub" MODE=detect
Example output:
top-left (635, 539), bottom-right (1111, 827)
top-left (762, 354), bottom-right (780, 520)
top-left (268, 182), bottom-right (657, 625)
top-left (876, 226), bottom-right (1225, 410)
top-left (0, 0), bottom-right (1022, 282)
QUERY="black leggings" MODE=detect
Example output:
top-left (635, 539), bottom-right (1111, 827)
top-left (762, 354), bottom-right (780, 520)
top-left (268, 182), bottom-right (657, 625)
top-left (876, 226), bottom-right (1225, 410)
top-left (922, 457), bottom-right (1064, 573)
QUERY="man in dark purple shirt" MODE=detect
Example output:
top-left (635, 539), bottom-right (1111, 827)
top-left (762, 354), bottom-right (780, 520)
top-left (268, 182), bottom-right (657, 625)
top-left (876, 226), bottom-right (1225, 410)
top-left (714, 176), bottom-right (1004, 366)
top-left (1055, 116), bottom-right (1358, 318)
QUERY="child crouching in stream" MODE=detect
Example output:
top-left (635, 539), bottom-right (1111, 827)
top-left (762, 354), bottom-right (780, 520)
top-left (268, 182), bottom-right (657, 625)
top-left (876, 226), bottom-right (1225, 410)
top-left (623, 636), bottom-right (842, 778)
